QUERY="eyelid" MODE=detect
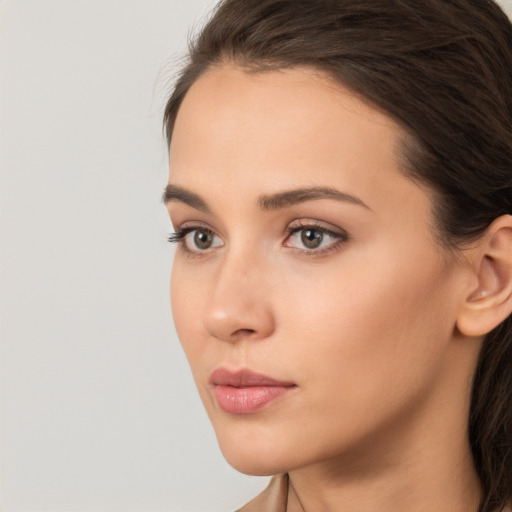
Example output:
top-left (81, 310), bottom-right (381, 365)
top-left (167, 219), bottom-right (348, 256)
top-left (177, 220), bottom-right (213, 232)
top-left (167, 221), bottom-right (224, 255)
top-left (168, 220), bottom-right (213, 239)
top-left (284, 219), bottom-right (349, 255)
top-left (285, 219), bottom-right (347, 237)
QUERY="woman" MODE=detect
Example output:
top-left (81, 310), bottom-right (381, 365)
top-left (162, 1), bottom-right (512, 510)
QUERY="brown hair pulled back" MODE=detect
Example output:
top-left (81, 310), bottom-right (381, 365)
top-left (163, 1), bottom-right (512, 511)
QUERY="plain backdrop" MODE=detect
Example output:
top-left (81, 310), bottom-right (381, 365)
top-left (0, 1), bottom-right (270, 511)
top-left (1, 1), bottom-right (511, 511)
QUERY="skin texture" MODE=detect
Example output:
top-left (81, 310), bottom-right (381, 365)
top-left (166, 64), bottom-right (500, 511)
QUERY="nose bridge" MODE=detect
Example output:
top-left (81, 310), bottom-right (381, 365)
top-left (202, 242), bottom-right (274, 343)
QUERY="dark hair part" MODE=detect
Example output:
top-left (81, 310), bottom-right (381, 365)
top-left (163, 1), bottom-right (512, 510)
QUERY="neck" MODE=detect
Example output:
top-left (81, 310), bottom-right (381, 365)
top-left (288, 449), bottom-right (480, 512)
top-left (286, 357), bottom-right (482, 512)
top-left (287, 428), bottom-right (480, 512)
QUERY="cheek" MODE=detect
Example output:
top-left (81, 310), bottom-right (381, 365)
top-left (275, 243), bottom-right (456, 409)
top-left (170, 260), bottom-right (206, 359)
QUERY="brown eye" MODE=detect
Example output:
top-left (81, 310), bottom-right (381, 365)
top-left (180, 227), bottom-right (223, 252)
top-left (301, 228), bottom-right (323, 248)
top-left (284, 223), bottom-right (347, 254)
top-left (194, 230), bottom-right (213, 249)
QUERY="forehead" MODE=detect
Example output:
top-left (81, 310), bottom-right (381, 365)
top-left (169, 64), bottom-right (425, 217)
top-left (170, 64), bottom-right (400, 162)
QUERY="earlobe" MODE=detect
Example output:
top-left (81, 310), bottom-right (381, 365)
top-left (457, 215), bottom-right (512, 337)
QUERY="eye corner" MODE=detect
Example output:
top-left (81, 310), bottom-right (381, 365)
top-left (169, 223), bottom-right (224, 255)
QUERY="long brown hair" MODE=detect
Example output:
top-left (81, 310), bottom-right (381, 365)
top-left (163, 1), bottom-right (512, 510)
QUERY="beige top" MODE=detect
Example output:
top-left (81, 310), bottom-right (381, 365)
top-left (237, 474), bottom-right (512, 512)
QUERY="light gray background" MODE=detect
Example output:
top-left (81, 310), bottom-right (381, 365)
top-left (1, 1), bottom-right (511, 511)
top-left (0, 1), bottom-right (269, 510)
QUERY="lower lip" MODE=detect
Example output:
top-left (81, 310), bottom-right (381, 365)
top-left (214, 385), bottom-right (294, 414)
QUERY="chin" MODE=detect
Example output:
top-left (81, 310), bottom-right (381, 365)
top-left (214, 426), bottom-right (294, 476)
top-left (221, 448), bottom-right (288, 476)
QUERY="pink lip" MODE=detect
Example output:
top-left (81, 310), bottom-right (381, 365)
top-left (210, 368), bottom-right (296, 415)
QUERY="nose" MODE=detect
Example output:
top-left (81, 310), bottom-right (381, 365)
top-left (202, 251), bottom-right (275, 343)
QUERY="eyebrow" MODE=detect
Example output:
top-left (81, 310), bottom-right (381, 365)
top-left (163, 184), bottom-right (211, 213)
top-left (163, 184), bottom-right (370, 212)
top-left (258, 187), bottom-right (370, 211)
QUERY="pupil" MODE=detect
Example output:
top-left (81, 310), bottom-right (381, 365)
top-left (194, 230), bottom-right (212, 249)
top-left (301, 229), bottom-right (323, 248)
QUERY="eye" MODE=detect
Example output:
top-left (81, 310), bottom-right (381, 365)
top-left (168, 226), bottom-right (223, 253)
top-left (284, 222), bottom-right (347, 253)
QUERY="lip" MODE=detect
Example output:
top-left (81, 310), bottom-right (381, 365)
top-left (210, 368), bottom-right (296, 415)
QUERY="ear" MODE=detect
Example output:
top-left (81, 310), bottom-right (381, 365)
top-left (457, 215), bottom-right (512, 337)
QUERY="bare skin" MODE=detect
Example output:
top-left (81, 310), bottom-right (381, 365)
top-left (166, 64), bottom-right (512, 512)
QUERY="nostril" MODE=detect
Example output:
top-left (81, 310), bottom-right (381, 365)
top-left (203, 292), bottom-right (275, 342)
top-left (224, 329), bottom-right (254, 342)
top-left (232, 328), bottom-right (257, 337)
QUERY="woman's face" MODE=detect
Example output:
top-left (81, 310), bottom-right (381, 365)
top-left (166, 65), bottom-right (472, 475)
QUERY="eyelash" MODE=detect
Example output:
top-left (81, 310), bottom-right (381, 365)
top-left (285, 220), bottom-right (348, 256)
top-left (167, 221), bottom-right (348, 256)
top-left (167, 227), bottom-right (200, 244)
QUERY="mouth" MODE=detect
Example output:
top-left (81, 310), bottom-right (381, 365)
top-left (210, 368), bottom-right (297, 415)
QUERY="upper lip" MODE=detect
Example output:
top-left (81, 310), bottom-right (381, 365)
top-left (210, 368), bottom-right (296, 388)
